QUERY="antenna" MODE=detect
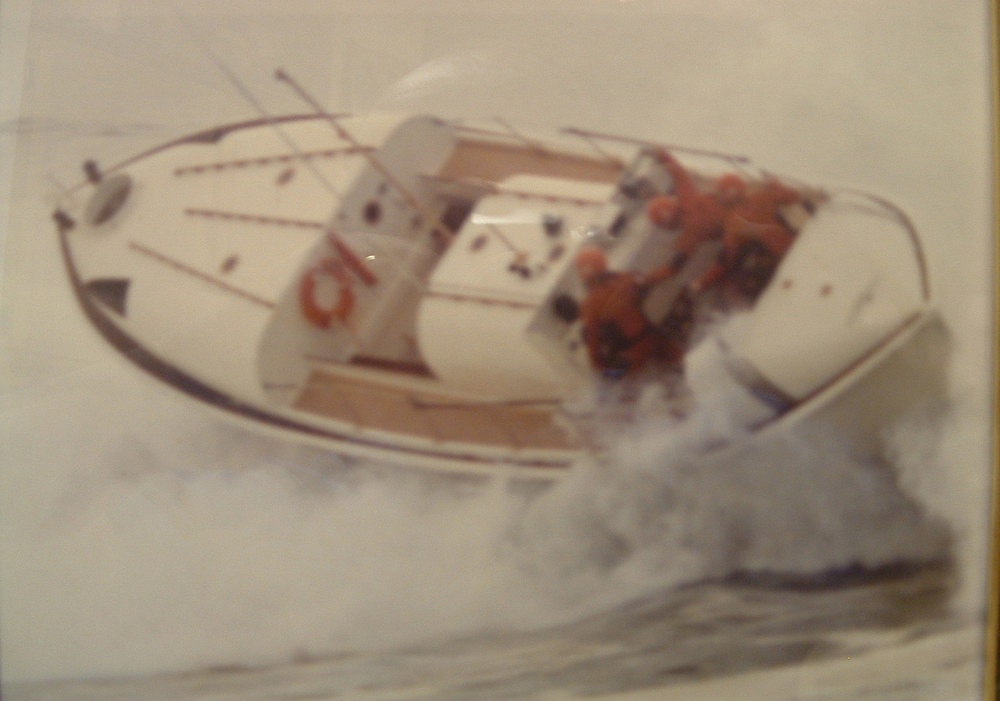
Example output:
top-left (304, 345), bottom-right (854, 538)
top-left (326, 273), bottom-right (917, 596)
top-left (275, 70), bottom-right (540, 264)
top-left (493, 116), bottom-right (547, 155)
top-left (564, 130), bottom-right (624, 167)
top-left (175, 15), bottom-right (340, 199)
top-left (561, 126), bottom-right (752, 165)
top-left (274, 69), bottom-right (438, 224)
top-left (173, 11), bottom-right (377, 286)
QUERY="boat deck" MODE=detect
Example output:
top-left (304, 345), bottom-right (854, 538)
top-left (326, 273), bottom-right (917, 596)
top-left (292, 368), bottom-right (580, 452)
top-left (438, 135), bottom-right (623, 185)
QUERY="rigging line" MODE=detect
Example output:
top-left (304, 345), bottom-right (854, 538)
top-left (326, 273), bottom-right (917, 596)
top-left (276, 70), bottom-right (537, 262)
top-left (485, 222), bottom-right (520, 255)
top-left (273, 68), bottom-right (468, 294)
top-left (128, 241), bottom-right (276, 309)
top-left (496, 187), bottom-right (604, 208)
top-left (329, 229), bottom-right (433, 292)
top-left (274, 69), bottom-right (432, 218)
top-left (173, 145), bottom-right (371, 177)
top-left (184, 208), bottom-right (324, 230)
top-left (274, 69), bottom-right (456, 249)
top-left (493, 116), bottom-right (548, 155)
top-left (424, 174), bottom-right (604, 208)
top-left (172, 12), bottom-right (378, 287)
top-left (183, 199), bottom-right (428, 293)
top-left (567, 130), bottom-right (625, 167)
top-left (173, 12), bottom-right (342, 201)
top-left (560, 126), bottom-right (752, 165)
top-left (323, 226), bottom-right (379, 287)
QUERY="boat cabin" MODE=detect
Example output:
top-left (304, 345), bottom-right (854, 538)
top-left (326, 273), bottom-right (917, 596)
top-left (57, 111), bottom-right (937, 473)
top-left (257, 115), bottom-right (821, 411)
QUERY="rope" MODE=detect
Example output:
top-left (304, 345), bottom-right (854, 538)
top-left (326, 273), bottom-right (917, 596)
top-left (128, 240), bottom-right (276, 309)
top-left (184, 207), bottom-right (323, 230)
top-left (173, 146), bottom-right (371, 177)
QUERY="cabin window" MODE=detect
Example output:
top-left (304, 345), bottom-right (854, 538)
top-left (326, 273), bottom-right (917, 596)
top-left (363, 200), bottom-right (382, 225)
top-left (542, 214), bottom-right (564, 237)
top-left (439, 199), bottom-right (475, 235)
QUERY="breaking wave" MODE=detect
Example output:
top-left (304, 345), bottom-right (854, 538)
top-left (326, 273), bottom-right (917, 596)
top-left (505, 392), bottom-right (951, 612)
top-left (0, 337), bottom-right (955, 684)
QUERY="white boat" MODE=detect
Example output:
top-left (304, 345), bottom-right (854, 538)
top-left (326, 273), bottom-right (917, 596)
top-left (53, 111), bottom-right (947, 479)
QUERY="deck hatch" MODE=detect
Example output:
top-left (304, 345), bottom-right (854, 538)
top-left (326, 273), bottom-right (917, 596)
top-left (293, 369), bottom-right (579, 451)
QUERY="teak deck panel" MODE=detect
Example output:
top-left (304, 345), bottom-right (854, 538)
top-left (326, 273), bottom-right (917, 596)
top-left (293, 369), bottom-right (577, 451)
top-left (438, 138), bottom-right (622, 186)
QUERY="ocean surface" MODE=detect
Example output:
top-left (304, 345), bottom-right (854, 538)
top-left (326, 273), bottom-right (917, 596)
top-left (0, 1), bottom-right (994, 699)
top-left (4, 565), bottom-right (972, 700)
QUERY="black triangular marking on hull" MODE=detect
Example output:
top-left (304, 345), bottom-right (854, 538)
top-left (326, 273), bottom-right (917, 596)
top-left (84, 278), bottom-right (131, 316)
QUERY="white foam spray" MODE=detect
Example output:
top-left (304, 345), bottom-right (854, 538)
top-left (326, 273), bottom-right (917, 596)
top-left (0, 337), bottom-right (955, 684)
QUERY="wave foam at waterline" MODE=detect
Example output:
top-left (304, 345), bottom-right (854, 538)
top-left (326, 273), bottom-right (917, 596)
top-left (507, 397), bottom-right (951, 608)
top-left (1, 348), bottom-right (957, 684)
top-left (884, 292), bottom-right (994, 614)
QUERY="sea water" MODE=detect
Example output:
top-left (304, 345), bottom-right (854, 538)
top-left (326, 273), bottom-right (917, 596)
top-left (0, 281), bottom-right (986, 699)
top-left (0, 380), bottom-right (978, 700)
top-left (1, 1), bottom-right (993, 699)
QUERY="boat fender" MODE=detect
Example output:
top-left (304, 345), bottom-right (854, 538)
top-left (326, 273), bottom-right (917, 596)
top-left (299, 258), bottom-right (355, 329)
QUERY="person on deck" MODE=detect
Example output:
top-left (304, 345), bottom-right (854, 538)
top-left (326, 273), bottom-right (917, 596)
top-left (573, 246), bottom-right (683, 376)
top-left (645, 150), bottom-right (801, 296)
top-left (644, 151), bottom-right (730, 278)
top-left (697, 174), bottom-right (802, 294)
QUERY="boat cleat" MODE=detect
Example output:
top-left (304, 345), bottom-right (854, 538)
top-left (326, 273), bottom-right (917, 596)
top-left (81, 160), bottom-right (134, 227)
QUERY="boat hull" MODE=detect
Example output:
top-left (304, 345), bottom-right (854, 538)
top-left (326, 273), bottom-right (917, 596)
top-left (53, 114), bottom-right (947, 479)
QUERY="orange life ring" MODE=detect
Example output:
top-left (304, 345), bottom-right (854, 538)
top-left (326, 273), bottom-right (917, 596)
top-left (299, 258), bottom-right (355, 328)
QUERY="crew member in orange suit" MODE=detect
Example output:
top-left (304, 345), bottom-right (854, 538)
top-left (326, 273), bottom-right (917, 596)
top-left (645, 151), bottom-right (801, 295)
top-left (696, 174), bottom-right (802, 293)
top-left (573, 247), bottom-right (682, 375)
top-left (645, 151), bottom-right (730, 275)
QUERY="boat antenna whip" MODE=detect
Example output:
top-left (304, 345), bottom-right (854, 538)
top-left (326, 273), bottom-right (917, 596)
top-left (174, 14), bottom-right (339, 200)
top-left (275, 69), bottom-right (530, 264)
top-left (561, 126), bottom-right (752, 166)
top-left (173, 11), bottom-right (377, 286)
top-left (493, 116), bottom-right (548, 155)
top-left (275, 70), bottom-right (438, 225)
